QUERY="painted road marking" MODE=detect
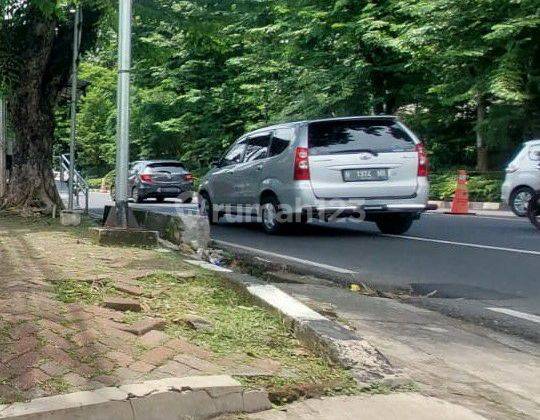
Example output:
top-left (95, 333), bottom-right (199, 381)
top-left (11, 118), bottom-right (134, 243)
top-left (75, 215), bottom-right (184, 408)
top-left (213, 240), bottom-right (358, 274)
top-left (382, 234), bottom-right (540, 256)
top-left (425, 212), bottom-right (524, 222)
top-left (486, 308), bottom-right (540, 324)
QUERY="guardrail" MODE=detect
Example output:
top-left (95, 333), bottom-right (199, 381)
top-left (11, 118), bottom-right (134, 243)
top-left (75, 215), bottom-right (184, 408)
top-left (56, 154), bottom-right (89, 214)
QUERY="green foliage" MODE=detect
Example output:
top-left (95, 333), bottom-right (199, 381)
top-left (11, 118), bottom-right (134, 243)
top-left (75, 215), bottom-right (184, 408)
top-left (12, 0), bottom-right (534, 174)
top-left (430, 172), bottom-right (504, 202)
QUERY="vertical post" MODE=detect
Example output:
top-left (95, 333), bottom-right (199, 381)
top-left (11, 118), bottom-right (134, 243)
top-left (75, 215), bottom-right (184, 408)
top-left (0, 97), bottom-right (6, 199)
top-left (114, 0), bottom-right (132, 228)
top-left (68, 5), bottom-right (81, 210)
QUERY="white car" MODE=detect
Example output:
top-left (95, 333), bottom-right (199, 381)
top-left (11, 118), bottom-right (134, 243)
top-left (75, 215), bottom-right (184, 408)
top-left (501, 140), bottom-right (540, 216)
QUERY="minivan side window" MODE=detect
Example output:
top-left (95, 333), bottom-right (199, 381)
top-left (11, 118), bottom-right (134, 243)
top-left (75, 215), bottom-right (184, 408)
top-left (244, 134), bottom-right (271, 162)
top-left (223, 139), bottom-right (247, 166)
top-left (270, 128), bottom-right (293, 156)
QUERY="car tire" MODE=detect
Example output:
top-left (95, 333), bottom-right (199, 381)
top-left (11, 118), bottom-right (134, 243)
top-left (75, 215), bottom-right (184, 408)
top-left (199, 192), bottom-right (219, 225)
top-left (182, 197), bottom-right (193, 204)
top-left (156, 197), bottom-right (165, 203)
top-left (527, 191), bottom-right (540, 230)
top-left (510, 186), bottom-right (534, 217)
top-left (375, 213), bottom-right (414, 235)
top-left (260, 196), bottom-right (287, 235)
top-left (132, 187), bottom-right (144, 203)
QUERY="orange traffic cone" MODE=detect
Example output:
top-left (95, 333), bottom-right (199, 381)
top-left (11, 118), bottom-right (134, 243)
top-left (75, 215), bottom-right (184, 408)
top-left (446, 170), bottom-right (475, 215)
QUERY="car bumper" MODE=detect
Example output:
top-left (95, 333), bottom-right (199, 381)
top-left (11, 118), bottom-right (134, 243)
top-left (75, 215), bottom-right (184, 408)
top-left (139, 183), bottom-right (194, 197)
top-left (501, 179), bottom-right (512, 204)
top-left (278, 179), bottom-right (430, 216)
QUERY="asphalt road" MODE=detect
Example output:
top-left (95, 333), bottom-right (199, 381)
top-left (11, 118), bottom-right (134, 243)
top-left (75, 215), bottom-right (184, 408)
top-left (78, 188), bottom-right (540, 341)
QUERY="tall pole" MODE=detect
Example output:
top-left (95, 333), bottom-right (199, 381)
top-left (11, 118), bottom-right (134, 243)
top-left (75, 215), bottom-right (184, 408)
top-left (114, 0), bottom-right (132, 228)
top-left (0, 97), bottom-right (6, 199)
top-left (68, 5), bottom-right (81, 211)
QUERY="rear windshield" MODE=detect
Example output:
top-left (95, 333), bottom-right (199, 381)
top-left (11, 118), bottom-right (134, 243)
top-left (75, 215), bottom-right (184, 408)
top-left (146, 162), bottom-right (186, 173)
top-left (308, 119), bottom-right (415, 155)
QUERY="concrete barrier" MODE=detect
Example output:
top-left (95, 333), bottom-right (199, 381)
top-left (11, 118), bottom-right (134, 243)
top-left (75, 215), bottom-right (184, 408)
top-left (102, 206), bottom-right (211, 250)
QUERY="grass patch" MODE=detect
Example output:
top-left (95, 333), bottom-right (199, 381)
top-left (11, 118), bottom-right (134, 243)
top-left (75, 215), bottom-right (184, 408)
top-left (53, 278), bottom-right (115, 305)
top-left (43, 377), bottom-right (71, 395)
top-left (136, 271), bottom-right (358, 403)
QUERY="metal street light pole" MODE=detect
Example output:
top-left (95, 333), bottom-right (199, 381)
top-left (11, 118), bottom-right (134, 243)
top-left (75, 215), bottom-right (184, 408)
top-left (114, 0), bottom-right (133, 228)
top-left (0, 97), bottom-right (6, 198)
top-left (68, 5), bottom-right (82, 211)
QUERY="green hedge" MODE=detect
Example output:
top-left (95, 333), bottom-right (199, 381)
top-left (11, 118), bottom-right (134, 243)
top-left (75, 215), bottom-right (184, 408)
top-left (429, 172), bottom-right (504, 202)
top-left (86, 178), bottom-right (103, 190)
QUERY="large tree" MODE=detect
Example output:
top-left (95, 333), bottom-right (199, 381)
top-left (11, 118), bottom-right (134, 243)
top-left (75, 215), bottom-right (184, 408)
top-left (0, 0), bottom-right (106, 213)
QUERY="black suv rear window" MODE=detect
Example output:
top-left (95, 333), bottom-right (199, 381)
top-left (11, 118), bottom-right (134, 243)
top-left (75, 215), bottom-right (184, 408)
top-left (146, 162), bottom-right (186, 173)
top-left (308, 119), bottom-right (415, 155)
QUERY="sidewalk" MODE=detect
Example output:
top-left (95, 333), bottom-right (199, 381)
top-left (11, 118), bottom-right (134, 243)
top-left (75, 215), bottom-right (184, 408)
top-left (0, 214), bottom-right (352, 405)
top-left (248, 394), bottom-right (486, 419)
top-left (266, 280), bottom-right (540, 419)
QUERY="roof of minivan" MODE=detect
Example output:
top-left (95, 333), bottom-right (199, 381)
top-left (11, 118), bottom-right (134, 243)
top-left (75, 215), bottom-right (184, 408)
top-left (246, 115), bottom-right (398, 136)
top-left (526, 139), bottom-right (540, 145)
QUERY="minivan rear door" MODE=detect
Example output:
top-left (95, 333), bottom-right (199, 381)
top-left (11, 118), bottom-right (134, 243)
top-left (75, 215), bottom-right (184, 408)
top-left (308, 118), bottom-right (419, 199)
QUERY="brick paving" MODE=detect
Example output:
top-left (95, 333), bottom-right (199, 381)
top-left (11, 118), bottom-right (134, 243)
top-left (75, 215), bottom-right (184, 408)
top-left (0, 218), bottom-right (278, 404)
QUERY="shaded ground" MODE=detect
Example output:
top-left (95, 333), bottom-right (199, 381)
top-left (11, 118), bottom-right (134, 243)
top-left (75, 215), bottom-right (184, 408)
top-left (0, 213), bottom-right (354, 404)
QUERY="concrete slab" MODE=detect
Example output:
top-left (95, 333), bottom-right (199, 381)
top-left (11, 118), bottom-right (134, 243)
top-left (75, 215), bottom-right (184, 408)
top-left (0, 375), bottom-right (268, 420)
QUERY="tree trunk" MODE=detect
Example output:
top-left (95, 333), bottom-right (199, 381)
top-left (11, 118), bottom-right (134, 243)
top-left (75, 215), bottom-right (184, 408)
top-left (1, 19), bottom-right (62, 214)
top-left (475, 97), bottom-right (488, 172)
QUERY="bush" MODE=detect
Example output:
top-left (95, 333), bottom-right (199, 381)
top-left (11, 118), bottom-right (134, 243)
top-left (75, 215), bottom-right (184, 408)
top-left (102, 169), bottom-right (115, 189)
top-left (86, 178), bottom-right (103, 190)
top-left (429, 171), bottom-right (503, 202)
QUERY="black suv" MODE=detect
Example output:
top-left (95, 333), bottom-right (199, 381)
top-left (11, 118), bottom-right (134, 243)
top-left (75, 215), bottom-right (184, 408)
top-left (124, 160), bottom-right (194, 203)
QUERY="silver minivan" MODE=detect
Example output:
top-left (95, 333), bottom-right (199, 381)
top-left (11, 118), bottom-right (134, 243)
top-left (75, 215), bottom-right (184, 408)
top-left (501, 140), bottom-right (540, 216)
top-left (199, 116), bottom-right (430, 234)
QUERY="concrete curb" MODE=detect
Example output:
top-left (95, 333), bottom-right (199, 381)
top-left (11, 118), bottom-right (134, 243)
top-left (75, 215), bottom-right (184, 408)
top-left (218, 271), bottom-right (403, 387)
top-left (429, 200), bottom-right (506, 211)
top-left (0, 375), bottom-right (271, 420)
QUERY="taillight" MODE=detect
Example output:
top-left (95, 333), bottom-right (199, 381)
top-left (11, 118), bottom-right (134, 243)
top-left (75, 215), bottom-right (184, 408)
top-left (184, 173), bottom-right (194, 182)
top-left (294, 147), bottom-right (310, 180)
top-left (415, 143), bottom-right (429, 177)
top-left (139, 174), bottom-right (153, 183)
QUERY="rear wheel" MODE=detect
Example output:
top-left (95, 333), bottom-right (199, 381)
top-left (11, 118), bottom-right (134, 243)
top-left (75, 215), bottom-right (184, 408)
top-left (510, 186), bottom-right (534, 217)
top-left (182, 197), bottom-right (193, 204)
top-left (260, 196), bottom-right (287, 234)
top-left (156, 196), bottom-right (165, 203)
top-left (132, 187), bottom-right (144, 203)
top-left (375, 213), bottom-right (414, 235)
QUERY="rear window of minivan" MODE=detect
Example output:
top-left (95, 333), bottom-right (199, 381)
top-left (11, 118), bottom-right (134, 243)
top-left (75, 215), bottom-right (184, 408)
top-left (308, 119), bottom-right (415, 156)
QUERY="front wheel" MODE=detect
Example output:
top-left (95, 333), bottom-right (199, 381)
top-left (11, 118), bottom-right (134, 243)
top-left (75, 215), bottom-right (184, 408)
top-left (199, 193), bottom-right (219, 225)
top-left (260, 196), bottom-right (287, 235)
top-left (375, 213), bottom-right (414, 235)
top-left (510, 186), bottom-right (534, 217)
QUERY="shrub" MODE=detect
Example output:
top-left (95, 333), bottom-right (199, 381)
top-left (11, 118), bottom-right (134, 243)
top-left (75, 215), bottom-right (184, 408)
top-left (429, 171), bottom-right (503, 202)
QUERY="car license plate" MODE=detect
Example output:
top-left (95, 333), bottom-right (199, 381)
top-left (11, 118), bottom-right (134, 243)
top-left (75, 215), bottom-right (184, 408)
top-left (342, 168), bottom-right (388, 182)
top-left (158, 187), bottom-right (180, 193)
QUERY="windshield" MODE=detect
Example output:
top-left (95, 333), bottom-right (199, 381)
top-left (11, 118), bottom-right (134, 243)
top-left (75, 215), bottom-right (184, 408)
top-left (308, 119), bottom-right (416, 155)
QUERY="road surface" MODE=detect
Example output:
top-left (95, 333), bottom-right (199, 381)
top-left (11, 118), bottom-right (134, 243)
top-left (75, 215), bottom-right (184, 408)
top-left (74, 187), bottom-right (540, 341)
